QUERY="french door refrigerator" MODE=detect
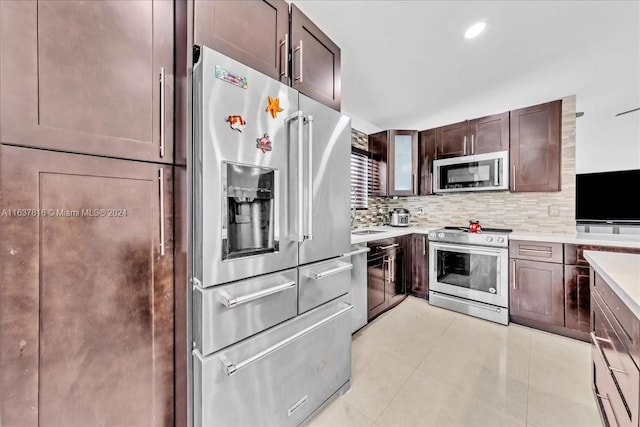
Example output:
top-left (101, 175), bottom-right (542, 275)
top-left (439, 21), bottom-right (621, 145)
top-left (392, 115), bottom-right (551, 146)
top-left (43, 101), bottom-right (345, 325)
top-left (192, 46), bottom-right (352, 426)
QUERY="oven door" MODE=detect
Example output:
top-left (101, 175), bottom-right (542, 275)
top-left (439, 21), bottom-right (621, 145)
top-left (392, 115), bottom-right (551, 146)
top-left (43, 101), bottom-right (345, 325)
top-left (429, 242), bottom-right (508, 307)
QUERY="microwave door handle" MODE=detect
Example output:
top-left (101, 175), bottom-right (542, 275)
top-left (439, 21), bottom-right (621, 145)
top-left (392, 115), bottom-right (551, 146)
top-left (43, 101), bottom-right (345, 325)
top-left (494, 159), bottom-right (500, 186)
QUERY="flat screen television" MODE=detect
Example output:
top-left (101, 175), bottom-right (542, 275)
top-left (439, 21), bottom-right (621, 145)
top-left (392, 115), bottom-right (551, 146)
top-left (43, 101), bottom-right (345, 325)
top-left (575, 169), bottom-right (640, 224)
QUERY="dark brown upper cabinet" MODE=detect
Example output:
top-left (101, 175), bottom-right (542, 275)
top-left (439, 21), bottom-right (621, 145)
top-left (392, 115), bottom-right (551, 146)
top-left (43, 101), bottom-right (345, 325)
top-left (434, 112), bottom-right (509, 159)
top-left (368, 130), bottom-right (418, 197)
top-left (435, 121), bottom-right (468, 158)
top-left (291, 4), bottom-right (341, 111)
top-left (418, 129), bottom-right (436, 195)
top-left (510, 100), bottom-right (562, 192)
top-left (0, 0), bottom-right (174, 163)
top-left (194, 0), bottom-right (290, 84)
top-left (0, 145), bottom-right (174, 426)
top-left (468, 112), bottom-right (510, 154)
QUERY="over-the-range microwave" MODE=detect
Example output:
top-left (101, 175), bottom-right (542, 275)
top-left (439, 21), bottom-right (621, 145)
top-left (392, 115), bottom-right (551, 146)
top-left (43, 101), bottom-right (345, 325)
top-left (433, 151), bottom-right (509, 193)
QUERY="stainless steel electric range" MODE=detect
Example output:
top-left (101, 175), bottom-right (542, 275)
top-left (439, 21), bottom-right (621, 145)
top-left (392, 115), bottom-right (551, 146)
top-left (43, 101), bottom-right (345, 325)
top-left (428, 226), bottom-right (512, 325)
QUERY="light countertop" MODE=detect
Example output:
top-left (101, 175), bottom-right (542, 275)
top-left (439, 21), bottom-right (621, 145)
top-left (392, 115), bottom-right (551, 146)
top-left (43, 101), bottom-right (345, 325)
top-left (584, 251), bottom-right (640, 319)
top-left (350, 226), bottom-right (437, 245)
top-left (351, 226), bottom-right (640, 249)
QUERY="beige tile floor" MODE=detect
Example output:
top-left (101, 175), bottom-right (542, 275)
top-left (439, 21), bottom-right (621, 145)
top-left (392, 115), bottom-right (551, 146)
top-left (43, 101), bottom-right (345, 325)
top-left (308, 296), bottom-right (602, 427)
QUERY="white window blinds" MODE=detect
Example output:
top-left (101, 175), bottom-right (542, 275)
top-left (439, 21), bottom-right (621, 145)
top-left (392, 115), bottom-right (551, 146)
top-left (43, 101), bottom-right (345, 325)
top-left (350, 150), bottom-right (368, 209)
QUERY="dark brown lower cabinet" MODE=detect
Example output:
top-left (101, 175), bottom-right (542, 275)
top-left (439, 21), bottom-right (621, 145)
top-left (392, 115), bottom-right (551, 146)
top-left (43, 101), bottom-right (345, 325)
top-left (565, 265), bottom-right (591, 334)
top-left (367, 236), bottom-right (409, 320)
top-left (510, 259), bottom-right (564, 327)
top-left (0, 145), bottom-right (174, 426)
top-left (411, 234), bottom-right (429, 298)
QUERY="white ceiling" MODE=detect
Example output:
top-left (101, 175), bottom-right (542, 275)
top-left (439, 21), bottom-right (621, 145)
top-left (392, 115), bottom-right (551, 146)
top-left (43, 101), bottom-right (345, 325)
top-left (292, 0), bottom-right (640, 134)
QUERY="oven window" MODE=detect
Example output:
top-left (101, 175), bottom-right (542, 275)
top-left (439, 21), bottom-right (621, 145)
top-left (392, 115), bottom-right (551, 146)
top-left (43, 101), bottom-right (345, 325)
top-left (435, 249), bottom-right (498, 294)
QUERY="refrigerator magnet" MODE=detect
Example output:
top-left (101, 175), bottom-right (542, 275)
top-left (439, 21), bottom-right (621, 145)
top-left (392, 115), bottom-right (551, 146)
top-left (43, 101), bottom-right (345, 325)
top-left (215, 65), bottom-right (248, 89)
top-left (226, 115), bottom-right (246, 132)
top-left (256, 134), bottom-right (272, 153)
top-left (265, 96), bottom-right (284, 118)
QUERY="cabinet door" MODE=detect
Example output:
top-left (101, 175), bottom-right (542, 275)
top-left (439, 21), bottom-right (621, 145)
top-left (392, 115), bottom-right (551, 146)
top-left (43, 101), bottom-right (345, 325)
top-left (418, 129), bottom-right (436, 195)
top-left (194, 0), bottom-right (289, 84)
top-left (368, 131), bottom-right (388, 197)
top-left (389, 248), bottom-right (407, 306)
top-left (510, 259), bottom-right (564, 326)
top-left (291, 4), bottom-right (341, 111)
top-left (0, 1), bottom-right (174, 163)
top-left (411, 235), bottom-right (429, 297)
top-left (388, 130), bottom-right (418, 196)
top-left (510, 100), bottom-right (561, 192)
top-left (468, 112), bottom-right (509, 154)
top-left (367, 255), bottom-right (388, 320)
top-left (435, 121), bottom-right (468, 158)
top-left (0, 146), bottom-right (174, 426)
top-left (565, 265), bottom-right (590, 333)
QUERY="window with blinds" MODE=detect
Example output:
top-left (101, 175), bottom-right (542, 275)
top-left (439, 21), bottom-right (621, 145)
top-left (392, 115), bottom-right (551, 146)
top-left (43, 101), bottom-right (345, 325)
top-left (350, 149), bottom-right (368, 209)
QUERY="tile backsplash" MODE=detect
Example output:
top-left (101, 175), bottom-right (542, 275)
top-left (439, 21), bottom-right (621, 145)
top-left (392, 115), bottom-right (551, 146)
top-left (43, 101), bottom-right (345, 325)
top-left (351, 95), bottom-right (577, 233)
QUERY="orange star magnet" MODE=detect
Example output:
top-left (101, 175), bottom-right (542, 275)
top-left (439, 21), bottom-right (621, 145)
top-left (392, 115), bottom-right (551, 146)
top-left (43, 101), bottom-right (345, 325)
top-left (265, 96), bottom-right (284, 119)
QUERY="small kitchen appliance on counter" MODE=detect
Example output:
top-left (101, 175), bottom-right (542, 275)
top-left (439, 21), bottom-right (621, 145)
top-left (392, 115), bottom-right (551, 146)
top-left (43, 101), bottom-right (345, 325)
top-left (428, 225), bottom-right (512, 325)
top-left (389, 208), bottom-right (410, 227)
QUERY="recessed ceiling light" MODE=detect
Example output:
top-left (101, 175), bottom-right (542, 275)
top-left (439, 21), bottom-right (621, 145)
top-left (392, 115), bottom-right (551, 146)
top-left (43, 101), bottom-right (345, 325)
top-left (464, 22), bottom-right (486, 39)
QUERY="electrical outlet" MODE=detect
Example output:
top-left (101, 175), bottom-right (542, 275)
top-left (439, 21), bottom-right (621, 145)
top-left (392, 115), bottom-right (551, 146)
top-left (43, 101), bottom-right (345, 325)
top-left (548, 205), bottom-right (560, 217)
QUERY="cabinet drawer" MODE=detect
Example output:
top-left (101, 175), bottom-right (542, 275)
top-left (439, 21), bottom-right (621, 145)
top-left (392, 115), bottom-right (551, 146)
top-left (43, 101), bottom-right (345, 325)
top-left (193, 299), bottom-right (352, 426)
top-left (509, 240), bottom-right (563, 263)
top-left (592, 294), bottom-right (639, 426)
top-left (565, 244), bottom-right (640, 266)
top-left (193, 268), bottom-right (298, 356)
top-left (298, 258), bottom-right (352, 314)
top-left (368, 238), bottom-right (402, 258)
top-left (593, 336), bottom-right (632, 427)
top-left (593, 272), bottom-right (640, 368)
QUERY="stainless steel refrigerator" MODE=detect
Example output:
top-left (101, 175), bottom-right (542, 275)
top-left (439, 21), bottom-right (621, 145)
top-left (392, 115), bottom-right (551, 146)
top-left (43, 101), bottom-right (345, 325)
top-left (192, 46), bottom-right (353, 426)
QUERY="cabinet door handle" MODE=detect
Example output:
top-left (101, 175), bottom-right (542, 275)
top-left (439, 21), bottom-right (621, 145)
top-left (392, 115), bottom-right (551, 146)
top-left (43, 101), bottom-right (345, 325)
top-left (511, 260), bottom-right (516, 289)
top-left (512, 165), bottom-right (516, 191)
top-left (430, 172), bottom-right (433, 193)
top-left (159, 67), bottom-right (166, 158)
top-left (294, 40), bottom-right (303, 82)
top-left (391, 257), bottom-right (395, 283)
top-left (471, 134), bottom-right (475, 154)
top-left (159, 168), bottom-right (166, 256)
top-left (463, 135), bottom-right (467, 155)
top-left (279, 33), bottom-right (289, 81)
top-left (423, 236), bottom-right (426, 256)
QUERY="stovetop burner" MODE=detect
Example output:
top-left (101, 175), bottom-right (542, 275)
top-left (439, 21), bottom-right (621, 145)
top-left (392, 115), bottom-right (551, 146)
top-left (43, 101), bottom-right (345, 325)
top-left (444, 226), bottom-right (513, 233)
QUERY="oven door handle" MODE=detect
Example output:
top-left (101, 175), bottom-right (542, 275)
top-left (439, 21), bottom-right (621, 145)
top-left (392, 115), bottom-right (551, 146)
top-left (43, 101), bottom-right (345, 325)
top-left (430, 242), bottom-right (506, 256)
top-left (432, 292), bottom-right (502, 313)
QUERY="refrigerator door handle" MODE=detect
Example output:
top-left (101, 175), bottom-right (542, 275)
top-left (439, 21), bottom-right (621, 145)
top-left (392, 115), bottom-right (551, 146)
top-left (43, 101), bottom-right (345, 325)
top-left (216, 280), bottom-right (296, 308)
top-left (288, 111), bottom-right (305, 243)
top-left (304, 115), bottom-right (314, 240)
top-left (219, 302), bottom-right (353, 376)
top-left (311, 263), bottom-right (353, 280)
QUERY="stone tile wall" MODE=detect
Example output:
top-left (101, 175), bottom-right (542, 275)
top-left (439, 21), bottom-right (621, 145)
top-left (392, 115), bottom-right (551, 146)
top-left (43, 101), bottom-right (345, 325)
top-left (351, 96), bottom-right (577, 233)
